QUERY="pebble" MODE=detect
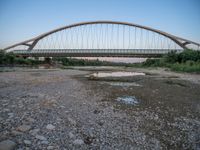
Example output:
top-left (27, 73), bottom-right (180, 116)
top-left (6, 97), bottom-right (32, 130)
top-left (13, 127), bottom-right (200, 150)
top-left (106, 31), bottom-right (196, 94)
top-left (47, 146), bottom-right (54, 150)
top-left (29, 128), bottom-right (40, 135)
top-left (7, 113), bottom-right (14, 118)
top-left (60, 105), bottom-right (65, 108)
top-left (69, 132), bottom-right (75, 139)
top-left (26, 117), bottom-right (35, 122)
top-left (41, 140), bottom-right (49, 145)
top-left (4, 109), bottom-right (10, 112)
top-left (0, 140), bottom-right (16, 150)
top-left (17, 125), bottom-right (31, 132)
top-left (73, 139), bottom-right (84, 145)
top-left (35, 135), bottom-right (47, 141)
top-left (24, 140), bottom-right (31, 145)
top-left (11, 130), bottom-right (23, 136)
top-left (46, 124), bottom-right (55, 130)
top-left (67, 117), bottom-right (76, 126)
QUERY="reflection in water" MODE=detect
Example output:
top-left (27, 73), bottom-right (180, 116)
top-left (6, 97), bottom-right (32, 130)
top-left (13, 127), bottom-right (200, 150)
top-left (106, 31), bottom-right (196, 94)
top-left (91, 72), bottom-right (145, 77)
top-left (103, 82), bottom-right (141, 87)
top-left (116, 96), bottom-right (139, 105)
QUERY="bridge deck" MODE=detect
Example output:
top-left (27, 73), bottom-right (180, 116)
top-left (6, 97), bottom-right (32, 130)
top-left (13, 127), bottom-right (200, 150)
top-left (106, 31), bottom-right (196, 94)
top-left (12, 49), bottom-right (183, 58)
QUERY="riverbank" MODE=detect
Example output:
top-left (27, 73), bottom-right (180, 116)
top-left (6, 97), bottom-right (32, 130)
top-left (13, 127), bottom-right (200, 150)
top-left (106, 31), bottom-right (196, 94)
top-left (0, 67), bottom-right (200, 149)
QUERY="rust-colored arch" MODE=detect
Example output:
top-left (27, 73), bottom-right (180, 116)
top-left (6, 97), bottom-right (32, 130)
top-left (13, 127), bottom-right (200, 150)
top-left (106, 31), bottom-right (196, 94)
top-left (3, 21), bottom-right (200, 51)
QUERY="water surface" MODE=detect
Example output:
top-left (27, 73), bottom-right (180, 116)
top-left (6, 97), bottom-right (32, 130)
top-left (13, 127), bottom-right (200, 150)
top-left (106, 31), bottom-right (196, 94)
top-left (102, 81), bottom-right (141, 87)
top-left (116, 96), bottom-right (139, 105)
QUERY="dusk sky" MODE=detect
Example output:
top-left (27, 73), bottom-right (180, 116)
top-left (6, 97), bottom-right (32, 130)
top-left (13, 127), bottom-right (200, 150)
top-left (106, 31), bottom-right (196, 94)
top-left (0, 0), bottom-right (200, 49)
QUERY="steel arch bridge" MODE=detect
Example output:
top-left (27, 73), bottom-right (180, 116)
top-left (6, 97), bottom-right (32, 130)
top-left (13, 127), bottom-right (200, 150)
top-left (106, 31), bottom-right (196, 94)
top-left (3, 21), bottom-right (200, 57)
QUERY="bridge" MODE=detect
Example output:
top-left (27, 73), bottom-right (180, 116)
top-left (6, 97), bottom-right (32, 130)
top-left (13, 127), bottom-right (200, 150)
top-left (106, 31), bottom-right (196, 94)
top-left (3, 21), bottom-right (200, 58)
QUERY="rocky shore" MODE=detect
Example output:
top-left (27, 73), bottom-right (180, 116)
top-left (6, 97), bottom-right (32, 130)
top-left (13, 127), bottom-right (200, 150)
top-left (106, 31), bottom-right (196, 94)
top-left (0, 67), bottom-right (200, 149)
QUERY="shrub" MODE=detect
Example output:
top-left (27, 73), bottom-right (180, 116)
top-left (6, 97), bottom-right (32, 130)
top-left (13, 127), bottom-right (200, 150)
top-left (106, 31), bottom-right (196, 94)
top-left (0, 50), bottom-right (43, 66)
top-left (142, 58), bottom-right (161, 67)
top-left (163, 50), bottom-right (179, 63)
top-left (140, 49), bottom-right (200, 72)
top-left (185, 60), bottom-right (195, 66)
top-left (6, 53), bottom-right (15, 64)
top-left (178, 49), bottom-right (200, 62)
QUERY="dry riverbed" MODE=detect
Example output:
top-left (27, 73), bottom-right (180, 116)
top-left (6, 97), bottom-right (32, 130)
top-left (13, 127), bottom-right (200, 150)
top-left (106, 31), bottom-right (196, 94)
top-left (0, 67), bottom-right (200, 150)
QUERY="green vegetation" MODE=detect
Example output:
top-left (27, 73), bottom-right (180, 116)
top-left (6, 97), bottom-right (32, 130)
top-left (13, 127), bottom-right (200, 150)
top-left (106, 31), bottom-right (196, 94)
top-left (53, 57), bottom-right (125, 66)
top-left (0, 50), bottom-right (42, 66)
top-left (1, 49), bottom-right (200, 73)
top-left (141, 49), bottom-right (200, 73)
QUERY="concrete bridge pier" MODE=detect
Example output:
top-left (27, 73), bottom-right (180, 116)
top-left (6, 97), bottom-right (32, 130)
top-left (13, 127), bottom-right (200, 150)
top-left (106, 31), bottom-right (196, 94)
top-left (44, 57), bottom-right (52, 64)
top-left (23, 56), bottom-right (28, 59)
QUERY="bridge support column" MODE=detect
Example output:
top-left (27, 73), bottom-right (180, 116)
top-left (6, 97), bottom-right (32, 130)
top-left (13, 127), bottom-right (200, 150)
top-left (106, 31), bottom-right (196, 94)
top-left (34, 57), bottom-right (39, 60)
top-left (23, 56), bottom-right (28, 59)
top-left (44, 57), bottom-right (52, 64)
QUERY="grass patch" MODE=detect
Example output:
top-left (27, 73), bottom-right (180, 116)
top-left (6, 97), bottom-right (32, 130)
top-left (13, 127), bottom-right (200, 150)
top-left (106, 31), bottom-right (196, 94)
top-left (170, 62), bottom-right (200, 73)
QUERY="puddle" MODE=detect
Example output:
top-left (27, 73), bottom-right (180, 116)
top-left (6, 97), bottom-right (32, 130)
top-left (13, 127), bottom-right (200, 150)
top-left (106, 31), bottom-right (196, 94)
top-left (116, 96), bottom-right (139, 105)
top-left (90, 72), bottom-right (145, 78)
top-left (103, 82), bottom-right (141, 87)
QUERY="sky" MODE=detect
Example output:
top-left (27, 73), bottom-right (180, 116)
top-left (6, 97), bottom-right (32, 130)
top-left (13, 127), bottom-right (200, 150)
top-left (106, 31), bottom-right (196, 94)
top-left (0, 0), bottom-right (200, 49)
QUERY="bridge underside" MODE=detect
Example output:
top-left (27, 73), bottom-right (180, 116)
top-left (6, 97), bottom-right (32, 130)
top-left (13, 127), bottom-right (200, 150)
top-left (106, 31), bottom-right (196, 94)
top-left (16, 52), bottom-right (163, 58)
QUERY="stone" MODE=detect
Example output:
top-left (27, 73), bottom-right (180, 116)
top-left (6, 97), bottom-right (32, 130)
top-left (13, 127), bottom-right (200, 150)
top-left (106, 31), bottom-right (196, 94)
top-left (11, 130), bottom-right (23, 136)
top-left (26, 117), bottom-right (35, 122)
top-left (46, 124), bottom-right (55, 130)
top-left (73, 139), bottom-right (84, 145)
top-left (47, 146), bottom-right (54, 150)
top-left (67, 117), bottom-right (76, 126)
top-left (17, 125), bottom-right (31, 132)
top-left (0, 140), bottom-right (16, 150)
top-left (24, 140), bottom-right (31, 145)
top-left (29, 128), bottom-right (40, 135)
top-left (7, 113), bottom-right (14, 118)
top-left (68, 132), bottom-right (75, 139)
top-left (35, 135), bottom-right (47, 141)
top-left (41, 140), bottom-right (49, 145)
top-left (97, 120), bottom-right (104, 126)
top-left (4, 109), bottom-right (10, 112)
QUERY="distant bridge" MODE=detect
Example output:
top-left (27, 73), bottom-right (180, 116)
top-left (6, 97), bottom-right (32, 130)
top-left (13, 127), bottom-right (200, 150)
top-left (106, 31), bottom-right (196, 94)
top-left (3, 21), bottom-right (200, 58)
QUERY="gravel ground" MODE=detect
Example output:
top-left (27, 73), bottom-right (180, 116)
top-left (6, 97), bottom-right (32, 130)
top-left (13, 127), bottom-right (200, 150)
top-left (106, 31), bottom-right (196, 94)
top-left (0, 67), bottom-right (200, 150)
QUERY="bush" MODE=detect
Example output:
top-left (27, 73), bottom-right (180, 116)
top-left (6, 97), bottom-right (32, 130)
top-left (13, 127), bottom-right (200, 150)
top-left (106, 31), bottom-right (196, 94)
top-left (6, 53), bottom-right (15, 64)
top-left (0, 50), bottom-right (5, 64)
top-left (140, 49), bottom-right (200, 72)
top-left (178, 49), bottom-right (200, 62)
top-left (0, 50), bottom-right (42, 66)
top-left (0, 51), bottom-right (14, 64)
top-left (185, 60), bottom-right (195, 66)
top-left (163, 50), bottom-right (179, 63)
top-left (142, 58), bottom-right (161, 67)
